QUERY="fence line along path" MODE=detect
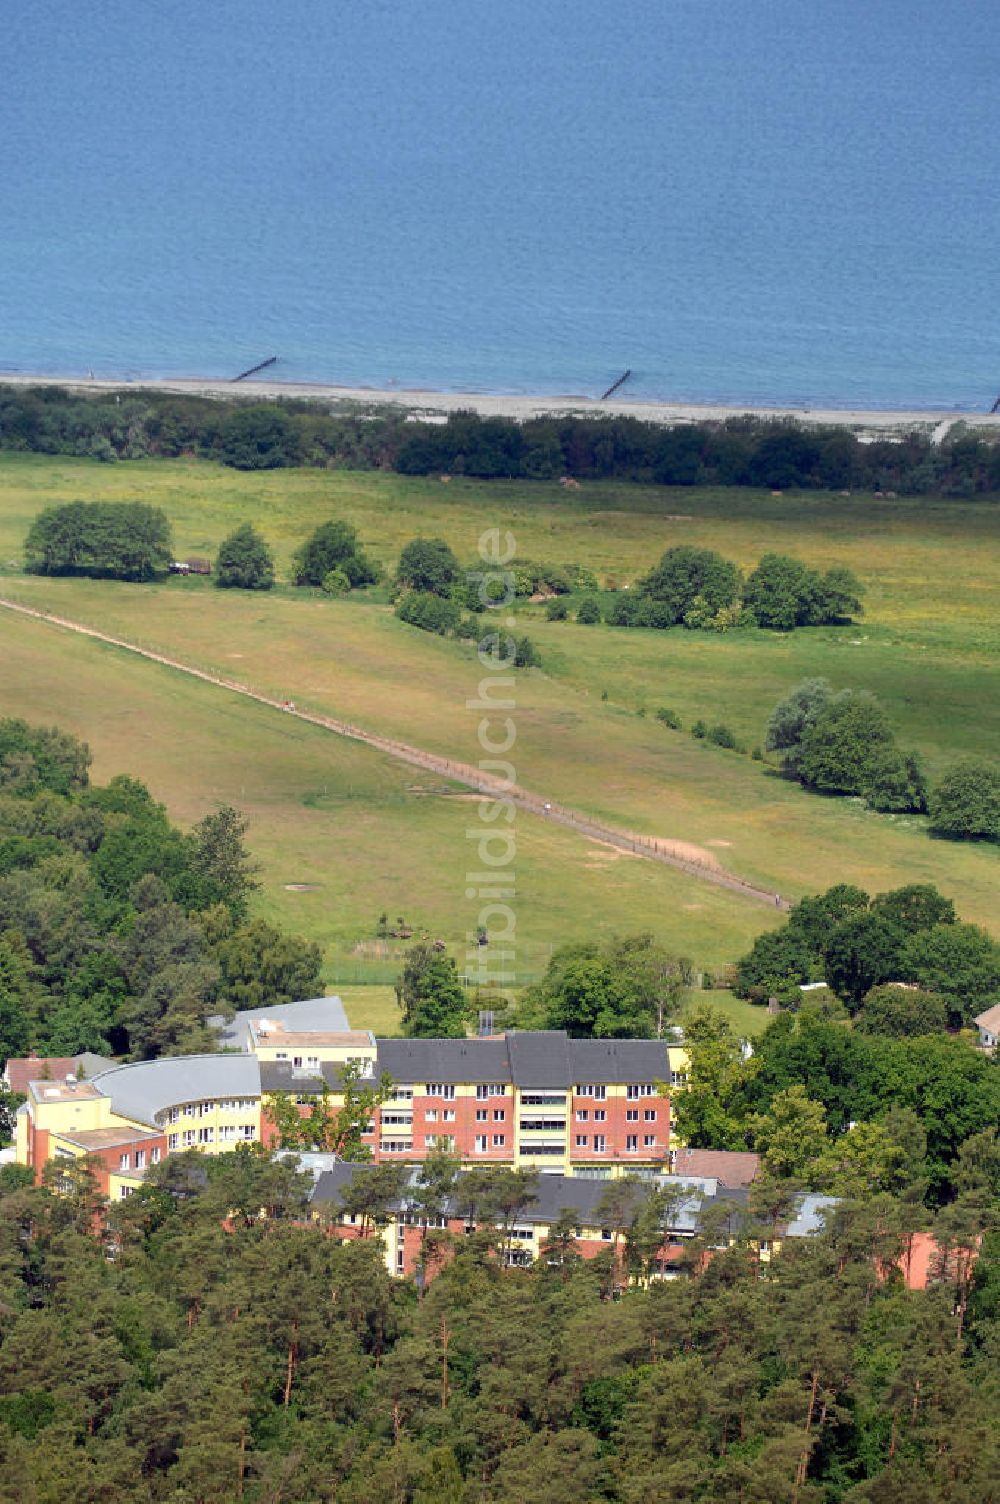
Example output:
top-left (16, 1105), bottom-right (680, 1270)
top-left (0, 595), bottom-right (790, 909)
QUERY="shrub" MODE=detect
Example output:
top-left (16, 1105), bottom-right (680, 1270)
top-left (321, 568), bottom-right (351, 596)
top-left (927, 759), bottom-right (1000, 841)
top-left (855, 984), bottom-right (950, 1038)
top-left (864, 748), bottom-right (928, 813)
top-left (638, 546), bottom-right (741, 624)
top-left (514, 635), bottom-right (540, 668)
top-left (765, 678), bottom-right (835, 774)
top-left (576, 597), bottom-right (602, 624)
top-left (707, 724), bottom-right (743, 751)
top-left (562, 563), bottom-right (599, 591)
top-left (545, 599), bottom-right (569, 621)
top-left (655, 707), bottom-right (682, 730)
top-left (396, 537), bottom-right (460, 596)
top-left (691, 720), bottom-right (707, 740)
top-left (745, 554), bottom-right (823, 630)
top-left (395, 592), bottom-right (461, 636)
top-left (215, 523), bottom-right (274, 590)
top-left (293, 520), bottom-right (378, 587)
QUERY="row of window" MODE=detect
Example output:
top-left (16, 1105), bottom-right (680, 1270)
top-left (398, 1081), bottom-right (666, 1101)
top-left (576, 1083), bottom-right (658, 1099)
top-left (164, 1098), bottom-right (257, 1124)
top-left (424, 1108), bottom-right (506, 1123)
top-left (166, 1124), bottom-right (256, 1149)
top-left (574, 1108), bottom-right (657, 1122)
top-left (573, 1134), bottom-right (658, 1151)
top-left (118, 1147), bottom-right (161, 1170)
top-left (422, 1083), bottom-right (511, 1099)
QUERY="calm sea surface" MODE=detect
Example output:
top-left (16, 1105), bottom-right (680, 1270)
top-left (3, 0), bottom-right (998, 408)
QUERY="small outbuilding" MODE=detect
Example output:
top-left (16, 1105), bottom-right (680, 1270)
top-left (974, 1002), bottom-right (1000, 1053)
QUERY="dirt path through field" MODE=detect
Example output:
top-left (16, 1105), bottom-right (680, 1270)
top-left (0, 595), bottom-right (790, 909)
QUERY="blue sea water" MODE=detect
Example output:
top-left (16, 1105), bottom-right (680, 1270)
top-left (3, 0), bottom-right (998, 409)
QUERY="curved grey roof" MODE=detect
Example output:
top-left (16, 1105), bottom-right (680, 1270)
top-left (91, 1055), bottom-right (262, 1127)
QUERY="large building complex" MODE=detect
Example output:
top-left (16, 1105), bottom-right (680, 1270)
top-left (14, 997), bottom-right (691, 1199)
top-left (303, 1155), bottom-right (782, 1280)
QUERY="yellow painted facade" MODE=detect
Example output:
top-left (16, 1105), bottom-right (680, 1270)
top-left (160, 1094), bottom-right (263, 1155)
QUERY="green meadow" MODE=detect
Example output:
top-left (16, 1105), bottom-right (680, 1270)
top-left (0, 453), bottom-right (996, 996)
top-left (0, 608), bottom-right (778, 993)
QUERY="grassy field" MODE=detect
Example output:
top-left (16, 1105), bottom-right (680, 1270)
top-left (0, 611), bottom-right (778, 985)
top-left (333, 985), bottom-right (401, 1036)
top-left (1, 453), bottom-right (996, 960)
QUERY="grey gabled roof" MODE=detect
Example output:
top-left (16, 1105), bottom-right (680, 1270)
top-left (376, 1037), bottom-right (512, 1085)
top-left (311, 1163), bottom-right (377, 1206)
top-left (308, 1163), bottom-right (750, 1235)
top-left (373, 1032), bottom-right (678, 1088)
top-left (569, 1038), bottom-right (671, 1084)
top-left (212, 996), bottom-right (350, 1052)
top-left (90, 1055), bottom-right (262, 1128)
top-left (505, 1031), bottom-right (573, 1088)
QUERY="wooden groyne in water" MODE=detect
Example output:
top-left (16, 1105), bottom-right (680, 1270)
top-left (600, 369), bottom-right (632, 401)
top-left (232, 355), bottom-right (278, 382)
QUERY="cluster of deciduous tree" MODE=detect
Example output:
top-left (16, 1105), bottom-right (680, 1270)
top-left (521, 934), bottom-right (693, 1038)
top-left (210, 516), bottom-right (382, 594)
top-left (676, 1001), bottom-right (1000, 1207)
top-left (602, 547), bottom-right (863, 633)
top-left (0, 719), bottom-right (322, 1077)
top-left (734, 880), bottom-right (1000, 1024)
top-left (390, 934), bottom-right (693, 1043)
top-left (0, 1140), bottom-right (997, 1502)
top-left (766, 678), bottom-right (927, 811)
top-left (767, 679), bottom-right (1000, 833)
top-left (5, 385), bottom-right (999, 495)
top-left (24, 501), bottom-right (173, 581)
top-left (392, 536), bottom-right (541, 663)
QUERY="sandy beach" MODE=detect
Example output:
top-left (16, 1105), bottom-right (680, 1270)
top-left (3, 372), bottom-right (999, 439)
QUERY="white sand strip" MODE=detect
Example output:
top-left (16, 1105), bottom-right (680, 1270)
top-left (3, 373), bottom-right (999, 438)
